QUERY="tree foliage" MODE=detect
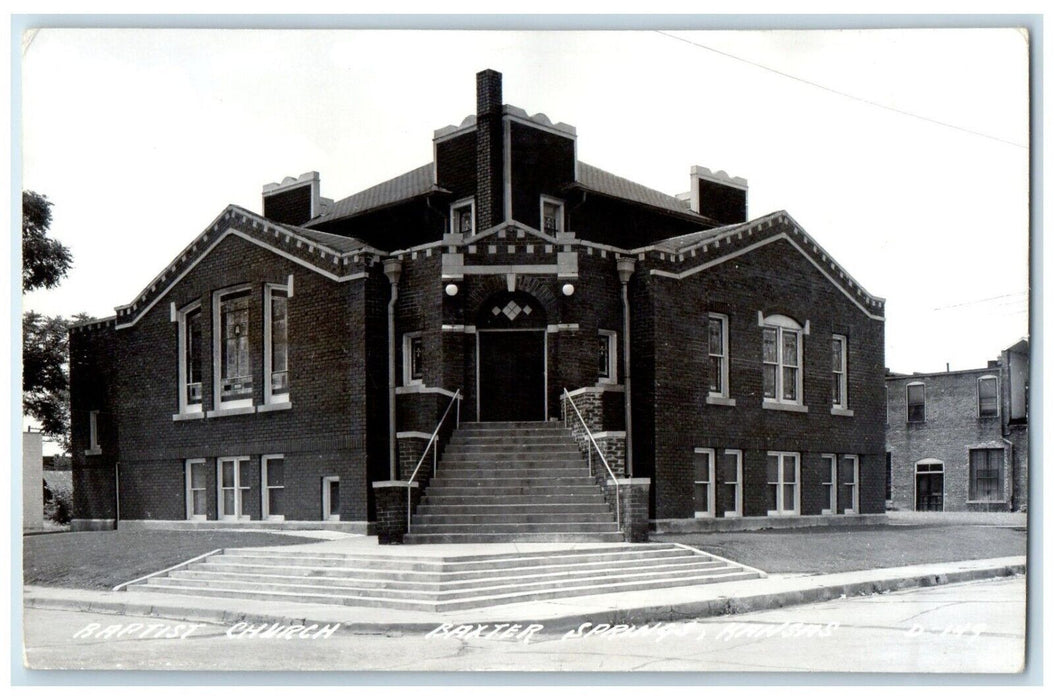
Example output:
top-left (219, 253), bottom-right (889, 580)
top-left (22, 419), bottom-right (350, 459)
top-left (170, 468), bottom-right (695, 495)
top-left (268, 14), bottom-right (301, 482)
top-left (23, 312), bottom-right (71, 449)
top-left (23, 190), bottom-right (72, 292)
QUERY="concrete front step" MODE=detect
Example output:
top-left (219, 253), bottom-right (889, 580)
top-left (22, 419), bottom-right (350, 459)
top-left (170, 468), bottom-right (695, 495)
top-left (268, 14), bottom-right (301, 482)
top-left (422, 486), bottom-right (608, 497)
top-left (454, 428), bottom-right (572, 439)
top-left (428, 478), bottom-right (598, 489)
top-left (407, 522), bottom-right (620, 534)
top-left (444, 441), bottom-right (578, 452)
top-left (416, 503), bottom-right (613, 515)
top-left (421, 493), bottom-right (609, 506)
top-left (158, 562), bottom-right (743, 601)
top-left (401, 532), bottom-right (626, 544)
top-left (412, 512), bottom-right (617, 525)
top-left (194, 552), bottom-right (717, 582)
top-left (127, 567), bottom-right (759, 612)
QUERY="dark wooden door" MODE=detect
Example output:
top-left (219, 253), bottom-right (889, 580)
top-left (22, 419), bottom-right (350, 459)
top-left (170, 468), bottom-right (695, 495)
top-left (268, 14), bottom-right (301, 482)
top-left (915, 473), bottom-right (944, 511)
top-left (478, 330), bottom-right (545, 421)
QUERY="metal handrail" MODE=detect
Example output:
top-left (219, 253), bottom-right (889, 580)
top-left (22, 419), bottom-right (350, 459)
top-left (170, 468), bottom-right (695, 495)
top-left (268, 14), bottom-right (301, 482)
top-left (562, 388), bottom-right (620, 530)
top-left (406, 389), bottom-right (462, 533)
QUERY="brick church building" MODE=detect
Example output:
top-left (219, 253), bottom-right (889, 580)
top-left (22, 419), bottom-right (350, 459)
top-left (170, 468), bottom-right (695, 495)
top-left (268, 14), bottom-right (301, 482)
top-left (69, 70), bottom-right (887, 539)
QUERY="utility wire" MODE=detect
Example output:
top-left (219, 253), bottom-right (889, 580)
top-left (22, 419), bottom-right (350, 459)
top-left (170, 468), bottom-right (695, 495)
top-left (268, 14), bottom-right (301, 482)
top-left (655, 30), bottom-right (1028, 150)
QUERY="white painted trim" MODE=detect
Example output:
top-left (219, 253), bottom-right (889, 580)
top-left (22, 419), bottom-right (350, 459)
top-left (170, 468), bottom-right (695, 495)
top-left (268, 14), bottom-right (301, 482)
top-left (722, 449), bottom-right (744, 518)
top-left (402, 332), bottom-right (424, 386)
top-left (913, 459), bottom-right (945, 513)
top-left (212, 285), bottom-right (254, 412)
top-left (176, 301), bottom-right (203, 416)
top-left (114, 227), bottom-right (372, 329)
top-left (87, 410), bottom-right (100, 454)
top-left (217, 456), bottom-right (251, 521)
top-left (706, 396), bottom-right (736, 407)
top-left (185, 458), bottom-right (208, 521)
top-left (450, 196), bottom-right (475, 236)
top-left (464, 221), bottom-right (559, 246)
top-left (172, 411), bottom-right (205, 422)
top-left (540, 195), bottom-right (565, 235)
top-left (206, 405), bottom-right (256, 418)
top-left (692, 448), bottom-right (716, 518)
top-left (394, 384), bottom-right (457, 398)
top-left (766, 451), bottom-right (801, 516)
top-left (842, 455), bottom-right (860, 515)
top-left (397, 431), bottom-right (434, 440)
top-left (821, 453), bottom-right (837, 515)
top-left (440, 324), bottom-right (478, 334)
top-left (598, 329), bottom-right (618, 384)
top-left (256, 402), bottom-right (292, 413)
top-left (760, 319), bottom-right (804, 407)
top-left (264, 282), bottom-right (291, 407)
top-left (591, 431), bottom-right (626, 439)
top-left (762, 401), bottom-right (808, 414)
top-left (505, 112), bottom-right (577, 140)
top-left (503, 118), bottom-right (513, 223)
top-left (650, 232), bottom-right (885, 321)
top-left (564, 384), bottom-right (625, 398)
top-left (322, 476), bottom-right (340, 521)
top-left (546, 323), bottom-right (581, 333)
top-left (261, 454), bottom-right (285, 521)
top-left (831, 407), bottom-right (855, 417)
top-left (832, 333), bottom-right (849, 410)
top-left (462, 264), bottom-right (559, 275)
top-left (707, 313), bottom-right (730, 399)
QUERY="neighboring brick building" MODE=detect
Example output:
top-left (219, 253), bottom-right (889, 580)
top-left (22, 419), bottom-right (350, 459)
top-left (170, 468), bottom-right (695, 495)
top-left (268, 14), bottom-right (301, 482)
top-left (885, 338), bottom-right (1029, 512)
top-left (69, 70), bottom-right (887, 534)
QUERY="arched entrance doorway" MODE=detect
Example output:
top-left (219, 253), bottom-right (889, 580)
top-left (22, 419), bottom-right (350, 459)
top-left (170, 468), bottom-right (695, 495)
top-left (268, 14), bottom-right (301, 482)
top-left (476, 290), bottom-right (547, 422)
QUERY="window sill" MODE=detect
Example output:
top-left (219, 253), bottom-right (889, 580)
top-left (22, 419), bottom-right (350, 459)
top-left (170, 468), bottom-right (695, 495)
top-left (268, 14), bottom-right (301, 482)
top-left (762, 400), bottom-right (808, 413)
top-left (207, 405), bottom-right (257, 418)
top-left (766, 511), bottom-right (802, 517)
top-left (706, 395), bottom-right (736, 407)
top-left (831, 407), bottom-right (855, 417)
top-left (84, 448), bottom-right (102, 456)
top-left (172, 411), bottom-right (205, 422)
top-left (966, 499), bottom-right (1007, 505)
top-left (693, 512), bottom-right (715, 519)
top-left (258, 401), bottom-right (292, 413)
top-left (325, 515), bottom-right (341, 522)
top-left (187, 515), bottom-right (208, 522)
top-left (264, 515), bottom-right (286, 522)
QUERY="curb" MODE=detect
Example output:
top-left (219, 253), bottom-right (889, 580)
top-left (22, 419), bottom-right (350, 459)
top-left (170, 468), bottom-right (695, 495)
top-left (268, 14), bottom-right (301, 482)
top-left (23, 561), bottom-right (1025, 634)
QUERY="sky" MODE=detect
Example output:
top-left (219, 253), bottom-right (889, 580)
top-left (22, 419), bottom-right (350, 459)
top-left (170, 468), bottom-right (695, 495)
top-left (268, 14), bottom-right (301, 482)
top-left (18, 27), bottom-right (1030, 378)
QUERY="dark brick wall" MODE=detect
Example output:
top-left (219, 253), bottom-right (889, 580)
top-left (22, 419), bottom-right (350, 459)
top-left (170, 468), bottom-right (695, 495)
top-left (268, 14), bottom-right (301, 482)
top-left (886, 369), bottom-right (1013, 512)
top-left (83, 228), bottom-right (376, 523)
top-left (570, 196), bottom-right (705, 249)
top-left (70, 322), bottom-right (119, 521)
top-left (263, 185), bottom-right (312, 227)
top-left (642, 234), bottom-right (886, 520)
top-left (509, 121), bottom-right (575, 228)
top-left (435, 131), bottom-right (477, 205)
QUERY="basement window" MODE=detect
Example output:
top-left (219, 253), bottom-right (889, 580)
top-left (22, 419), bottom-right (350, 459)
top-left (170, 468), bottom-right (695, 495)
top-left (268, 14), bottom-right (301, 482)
top-left (262, 455), bottom-right (285, 521)
top-left (185, 459), bottom-right (208, 521)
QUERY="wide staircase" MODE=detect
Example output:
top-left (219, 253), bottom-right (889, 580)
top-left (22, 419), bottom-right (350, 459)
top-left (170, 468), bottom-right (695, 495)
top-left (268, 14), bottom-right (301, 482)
top-left (125, 544), bottom-right (761, 612)
top-left (403, 421), bottom-right (622, 544)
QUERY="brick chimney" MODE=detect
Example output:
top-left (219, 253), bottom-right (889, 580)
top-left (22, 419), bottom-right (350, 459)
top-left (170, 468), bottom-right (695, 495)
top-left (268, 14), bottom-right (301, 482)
top-left (262, 172), bottom-right (322, 226)
top-left (475, 69), bottom-right (504, 231)
top-left (690, 166), bottom-right (748, 225)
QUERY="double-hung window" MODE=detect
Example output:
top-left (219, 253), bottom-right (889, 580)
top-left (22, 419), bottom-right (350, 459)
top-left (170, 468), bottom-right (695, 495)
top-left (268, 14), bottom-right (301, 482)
top-left (264, 282), bottom-right (291, 406)
top-left (598, 330), bottom-right (617, 384)
top-left (261, 455), bottom-right (285, 520)
top-left (766, 452), bottom-right (800, 515)
top-left (821, 454), bottom-right (837, 515)
top-left (692, 449), bottom-right (715, 518)
top-left (540, 196), bottom-right (564, 235)
top-left (907, 382), bottom-right (925, 423)
top-left (978, 376), bottom-right (999, 417)
top-left (839, 455), bottom-right (859, 514)
top-left (708, 314), bottom-right (729, 399)
top-left (217, 456), bottom-right (251, 521)
top-left (214, 289), bottom-right (253, 410)
top-left (185, 459), bottom-right (208, 520)
top-left (831, 335), bottom-right (848, 409)
top-left (761, 315), bottom-right (804, 407)
top-left (451, 198), bottom-right (475, 235)
top-left (403, 332), bottom-right (424, 386)
top-left (968, 448), bottom-right (1004, 502)
top-left (177, 303), bottom-right (204, 415)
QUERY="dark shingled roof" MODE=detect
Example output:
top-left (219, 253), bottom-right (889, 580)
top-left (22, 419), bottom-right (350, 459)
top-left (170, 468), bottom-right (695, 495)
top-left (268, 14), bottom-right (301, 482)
top-left (306, 164), bottom-right (442, 226)
top-left (305, 160), bottom-right (713, 228)
top-left (574, 162), bottom-right (700, 217)
top-left (286, 225), bottom-right (372, 254)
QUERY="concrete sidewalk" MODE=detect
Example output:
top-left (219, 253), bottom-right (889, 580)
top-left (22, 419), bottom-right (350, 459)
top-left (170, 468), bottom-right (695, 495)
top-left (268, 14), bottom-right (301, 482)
top-left (23, 555), bottom-right (1025, 633)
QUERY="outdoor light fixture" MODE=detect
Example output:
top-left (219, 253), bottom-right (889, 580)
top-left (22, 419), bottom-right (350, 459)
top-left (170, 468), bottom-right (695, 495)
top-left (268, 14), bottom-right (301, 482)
top-left (561, 283), bottom-right (575, 296)
top-left (445, 283), bottom-right (459, 296)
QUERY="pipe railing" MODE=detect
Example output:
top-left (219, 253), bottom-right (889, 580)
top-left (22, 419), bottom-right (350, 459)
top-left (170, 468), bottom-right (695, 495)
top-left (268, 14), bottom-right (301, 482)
top-left (562, 388), bottom-right (620, 530)
top-left (406, 389), bottom-right (462, 533)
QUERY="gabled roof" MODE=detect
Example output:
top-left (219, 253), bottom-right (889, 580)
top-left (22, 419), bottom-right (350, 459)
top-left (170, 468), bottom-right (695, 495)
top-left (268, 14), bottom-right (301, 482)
top-left (306, 164), bottom-right (445, 226)
top-left (112, 205), bottom-right (385, 330)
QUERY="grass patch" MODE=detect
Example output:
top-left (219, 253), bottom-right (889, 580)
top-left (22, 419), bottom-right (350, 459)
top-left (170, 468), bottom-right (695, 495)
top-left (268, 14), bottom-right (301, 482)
top-left (23, 530), bottom-right (323, 590)
top-left (655, 523), bottom-right (1027, 574)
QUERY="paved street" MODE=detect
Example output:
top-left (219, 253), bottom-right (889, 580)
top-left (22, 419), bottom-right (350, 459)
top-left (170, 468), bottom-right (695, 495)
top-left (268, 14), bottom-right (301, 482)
top-left (22, 575), bottom-right (1025, 673)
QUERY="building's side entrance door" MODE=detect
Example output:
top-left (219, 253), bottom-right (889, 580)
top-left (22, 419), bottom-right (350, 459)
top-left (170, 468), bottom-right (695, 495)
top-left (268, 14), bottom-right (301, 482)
top-left (915, 470), bottom-right (944, 511)
top-left (476, 290), bottom-right (548, 422)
